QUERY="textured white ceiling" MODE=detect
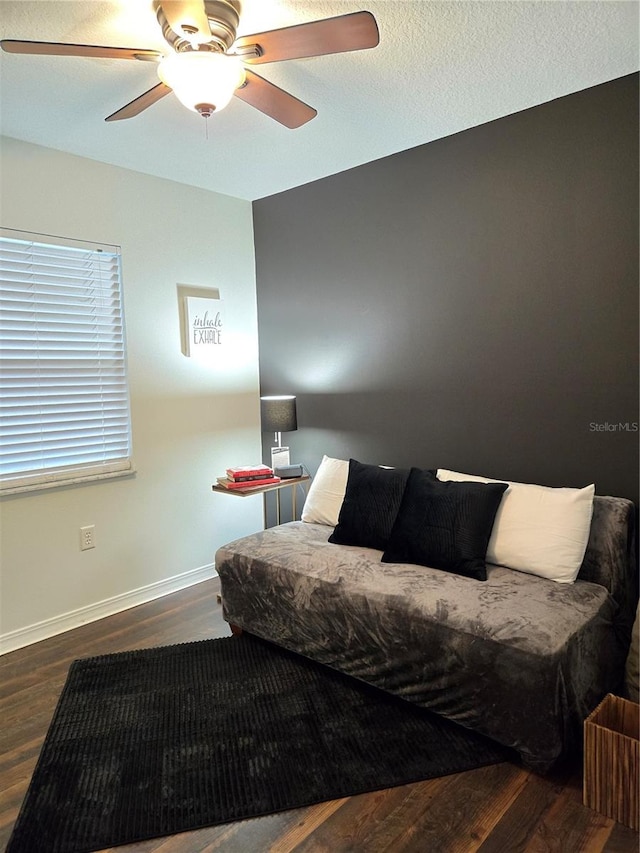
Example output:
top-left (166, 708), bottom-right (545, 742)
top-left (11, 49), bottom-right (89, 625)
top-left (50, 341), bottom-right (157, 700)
top-left (0, 1), bottom-right (638, 201)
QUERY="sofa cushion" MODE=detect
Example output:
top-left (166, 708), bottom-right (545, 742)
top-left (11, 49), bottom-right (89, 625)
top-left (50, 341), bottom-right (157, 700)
top-left (301, 455), bottom-right (349, 526)
top-left (329, 459), bottom-right (409, 551)
top-left (382, 469), bottom-right (508, 580)
top-left (436, 469), bottom-right (595, 583)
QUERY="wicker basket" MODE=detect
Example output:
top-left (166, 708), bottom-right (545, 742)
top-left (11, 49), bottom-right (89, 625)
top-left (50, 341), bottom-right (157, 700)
top-left (583, 693), bottom-right (639, 830)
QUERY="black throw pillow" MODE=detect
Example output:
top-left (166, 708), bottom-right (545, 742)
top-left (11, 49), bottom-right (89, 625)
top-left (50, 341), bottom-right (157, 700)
top-left (381, 469), bottom-right (508, 581)
top-left (329, 459), bottom-right (410, 551)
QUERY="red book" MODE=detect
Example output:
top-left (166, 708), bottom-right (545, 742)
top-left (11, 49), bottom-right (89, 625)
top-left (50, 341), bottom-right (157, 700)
top-left (217, 476), bottom-right (281, 490)
top-left (226, 465), bottom-right (273, 480)
top-left (230, 473), bottom-right (274, 482)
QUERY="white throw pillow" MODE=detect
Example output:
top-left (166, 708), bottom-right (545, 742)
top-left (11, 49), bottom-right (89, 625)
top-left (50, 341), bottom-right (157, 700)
top-left (436, 469), bottom-right (595, 583)
top-left (301, 455), bottom-right (349, 526)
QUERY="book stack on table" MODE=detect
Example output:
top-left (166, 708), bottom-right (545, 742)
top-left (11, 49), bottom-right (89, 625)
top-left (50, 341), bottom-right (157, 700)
top-left (216, 465), bottom-right (281, 491)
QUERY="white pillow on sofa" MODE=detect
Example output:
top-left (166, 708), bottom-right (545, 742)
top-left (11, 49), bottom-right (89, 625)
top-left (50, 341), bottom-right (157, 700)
top-left (436, 469), bottom-right (595, 583)
top-left (301, 455), bottom-right (349, 526)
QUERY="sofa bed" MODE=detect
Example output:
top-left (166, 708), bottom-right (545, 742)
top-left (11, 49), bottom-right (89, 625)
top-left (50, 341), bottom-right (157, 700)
top-left (216, 457), bottom-right (637, 772)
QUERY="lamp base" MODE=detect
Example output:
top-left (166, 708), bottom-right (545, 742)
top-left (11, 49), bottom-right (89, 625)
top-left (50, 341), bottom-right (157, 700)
top-left (271, 446), bottom-right (290, 469)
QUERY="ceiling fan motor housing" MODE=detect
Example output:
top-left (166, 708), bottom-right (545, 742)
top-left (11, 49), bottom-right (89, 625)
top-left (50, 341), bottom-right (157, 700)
top-left (155, 1), bottom-right (242, 53)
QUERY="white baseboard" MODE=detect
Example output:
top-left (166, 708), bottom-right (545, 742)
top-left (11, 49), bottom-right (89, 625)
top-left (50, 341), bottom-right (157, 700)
top-left (0, 563), bottom-right (218, 655)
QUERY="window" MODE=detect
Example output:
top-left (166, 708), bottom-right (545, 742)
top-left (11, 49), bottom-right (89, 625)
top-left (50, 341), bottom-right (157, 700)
top-left (0, 228), bottom-right (134, 495)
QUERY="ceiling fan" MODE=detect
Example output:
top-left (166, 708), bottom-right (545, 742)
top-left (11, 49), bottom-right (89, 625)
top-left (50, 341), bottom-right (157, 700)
top-left (0, 1), bottom-right (379, 129)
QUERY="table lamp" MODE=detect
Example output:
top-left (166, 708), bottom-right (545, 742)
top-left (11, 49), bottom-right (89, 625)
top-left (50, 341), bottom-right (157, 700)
top-left (260, 395), bottom-right (297, 470)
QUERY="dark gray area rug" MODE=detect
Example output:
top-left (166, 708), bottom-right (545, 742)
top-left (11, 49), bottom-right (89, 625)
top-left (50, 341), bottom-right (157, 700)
top-left (7, 633), bottom-right (512, 853)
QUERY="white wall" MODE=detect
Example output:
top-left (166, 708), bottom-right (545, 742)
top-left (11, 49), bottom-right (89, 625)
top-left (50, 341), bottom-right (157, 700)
top-left (0, 136), bottom-right (263, 651)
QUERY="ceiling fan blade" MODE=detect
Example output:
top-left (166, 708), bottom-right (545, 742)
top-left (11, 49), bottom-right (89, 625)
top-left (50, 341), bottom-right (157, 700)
top-left (105, 83), bottom-right (173, 122)
top-left (159, 1), bottom-right (211, 43)
top-left (0, 39), bottom-right (161, 61)
top-left (234, 70), bottom-right (316, 129)
top-left (234, 11), bottom-right (379, 65)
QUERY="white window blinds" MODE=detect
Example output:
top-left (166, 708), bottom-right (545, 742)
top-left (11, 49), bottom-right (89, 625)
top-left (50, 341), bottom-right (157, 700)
top-left (0, 229), bottom-right (134, 495)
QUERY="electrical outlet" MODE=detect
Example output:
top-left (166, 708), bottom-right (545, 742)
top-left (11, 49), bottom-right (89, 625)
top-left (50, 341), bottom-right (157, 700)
top-left (80, 525), bottom-right (95, 551)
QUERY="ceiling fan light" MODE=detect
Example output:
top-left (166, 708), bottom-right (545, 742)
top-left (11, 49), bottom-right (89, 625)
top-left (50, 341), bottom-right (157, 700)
top-left (158, 51), bottom-right (244, 116)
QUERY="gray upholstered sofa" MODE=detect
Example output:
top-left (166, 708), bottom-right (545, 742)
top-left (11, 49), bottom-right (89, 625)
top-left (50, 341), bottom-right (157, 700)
top-left (216, 461), bottom-right (637, 772)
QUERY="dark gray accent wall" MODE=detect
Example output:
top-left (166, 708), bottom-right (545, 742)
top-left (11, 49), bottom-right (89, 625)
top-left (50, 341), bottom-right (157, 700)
top-left (253, 74), bottom-right (639, 506)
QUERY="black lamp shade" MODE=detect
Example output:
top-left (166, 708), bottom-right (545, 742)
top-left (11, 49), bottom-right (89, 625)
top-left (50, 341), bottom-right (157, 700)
top-left (260, 395), bottom-right (297, 434)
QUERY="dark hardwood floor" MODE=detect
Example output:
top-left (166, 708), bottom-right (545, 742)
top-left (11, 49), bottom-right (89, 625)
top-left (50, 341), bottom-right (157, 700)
top-left (1, 578), bottom-right (637, 852)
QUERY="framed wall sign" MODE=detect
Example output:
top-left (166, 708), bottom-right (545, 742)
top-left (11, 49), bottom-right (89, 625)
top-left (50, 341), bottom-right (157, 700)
top-left (177, 285), bottom-right (223, 358)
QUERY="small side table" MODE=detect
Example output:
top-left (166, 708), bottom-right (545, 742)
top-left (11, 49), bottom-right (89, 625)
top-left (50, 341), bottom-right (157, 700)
top-left (212, 475), bottom-right (310, 529)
